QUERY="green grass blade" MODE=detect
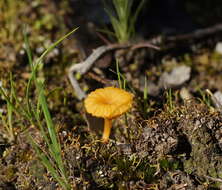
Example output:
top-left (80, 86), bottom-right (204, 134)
top-left (116, 60), bottom-right (122, 89)
top-left (37, 82), bottom-right (59, 149)
top-left (23, 27), bottom-right (33, 69)
top-left (23, 29), bottom-right (35, 118)
top-left (36, 27), bottom-right (78, 67)
top-left (143, 76), bottom-right (148, 101)
top-left (37, 81), bottom-right (67, 179)
top-left (29, 135), bottom-right (70, 190)
top-left (96, 28), bottom-right (116, 37)
top-left (0, 87), bottom-right (22, 118)
top-left (7, 74), bottom-right (14, 141)
top-left (129, 0), bottom-right (145, 37)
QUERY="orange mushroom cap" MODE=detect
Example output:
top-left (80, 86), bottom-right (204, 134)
top-left (84, 87), bottom-right (133, 119)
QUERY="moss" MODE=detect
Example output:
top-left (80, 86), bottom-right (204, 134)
top-left (184, 123), bottom-right (222, 179)
top-left (1, 165), bottom-right (17, 182)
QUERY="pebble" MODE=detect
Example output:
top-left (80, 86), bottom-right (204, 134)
top-left (159, 65), bottom-right (191, 88)
top-left (215, 42), bottom-right (222, 55)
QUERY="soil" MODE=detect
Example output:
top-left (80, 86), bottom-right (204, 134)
top-left (1, 1), bottom-right (222, 190)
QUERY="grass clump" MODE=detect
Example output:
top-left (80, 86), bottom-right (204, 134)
top-left (0, 28), bottom-right (77, 190)
top-left (103, 0), bottom-right (145, 43)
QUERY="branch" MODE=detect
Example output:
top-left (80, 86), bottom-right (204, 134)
top-left (166, 23), bottom-right (222, 42)
top-left (68, 42), bottom-right (159, 100)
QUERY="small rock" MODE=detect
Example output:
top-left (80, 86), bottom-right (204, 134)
top-left (180, 87), bottom-right (192, 101)
top-left (116, 143), bottom-right (132, 155)
top-left (215, 42), bottom-right (222, 55)
top-left (159, 65), bottom-right (191, 88)
top-left (212, 91), bottom-right (222, 110)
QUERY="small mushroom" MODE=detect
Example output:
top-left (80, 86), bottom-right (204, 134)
top-left (84, 87), bottom-right (133, 142)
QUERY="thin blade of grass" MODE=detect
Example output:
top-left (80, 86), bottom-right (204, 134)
top-left (96, 28), bottom-right (116, 37)
top-left (36, 27), bottom-right (78, 67)
top-left (9, 73), bottom-right (34, 124)
top-left (7, 74), bottom-right (14, 141)
top-left (129, 0), bottom-right (145, 37)
top-left (37, 81), bottom-right (67, 179)
top-left (23, 29), bottom-right (34, 118)
top-left (28, 135), bottom-right (70, 190)
top-left (0, 87), bottom-right (23, 118)
top-left (116, 59), bottom-right (122, 89)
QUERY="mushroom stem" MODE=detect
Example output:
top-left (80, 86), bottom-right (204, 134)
top-left (102, 118), bottom-right (112, 143)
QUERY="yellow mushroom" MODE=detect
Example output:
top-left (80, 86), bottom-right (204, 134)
top-left (84, 87), bottom-right (133, 143)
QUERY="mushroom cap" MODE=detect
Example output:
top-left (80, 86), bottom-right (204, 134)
top-left (84, 87), bottom-right (133, 119)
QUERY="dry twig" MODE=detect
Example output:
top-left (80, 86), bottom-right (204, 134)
top-left (167, 23), bottom-right (222, 42)
top-left (203, 175), bottom-right (222, 183)
top-left (68, 42), bottom-right (159, 100)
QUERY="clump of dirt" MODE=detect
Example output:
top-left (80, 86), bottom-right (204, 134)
top-left (131, 100), bottom-right (222, 189)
